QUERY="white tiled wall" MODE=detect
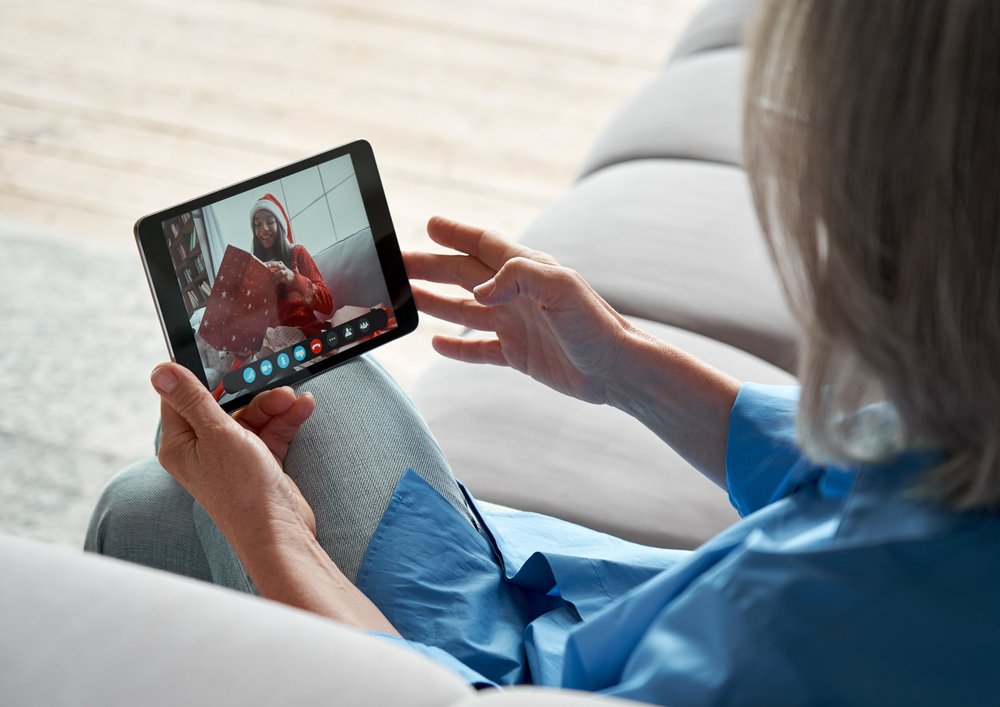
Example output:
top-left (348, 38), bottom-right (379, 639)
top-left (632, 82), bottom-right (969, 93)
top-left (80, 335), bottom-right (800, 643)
top-left (203, 154), bottom-right (370, 262)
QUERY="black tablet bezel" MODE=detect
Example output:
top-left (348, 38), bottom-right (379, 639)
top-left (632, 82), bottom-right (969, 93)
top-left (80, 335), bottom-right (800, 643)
top-left (134, 139), bottom-right (417, 413)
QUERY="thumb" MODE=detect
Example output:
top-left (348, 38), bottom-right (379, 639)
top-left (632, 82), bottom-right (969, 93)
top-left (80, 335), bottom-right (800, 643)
top-left (151, 363), bottom-right (230, 438)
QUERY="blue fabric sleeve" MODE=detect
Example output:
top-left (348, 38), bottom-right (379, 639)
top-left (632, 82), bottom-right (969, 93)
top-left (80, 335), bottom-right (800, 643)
top-left (361, 631), bottom-right (499, 689)
top-left (725, 383), bottom-right (806, 517)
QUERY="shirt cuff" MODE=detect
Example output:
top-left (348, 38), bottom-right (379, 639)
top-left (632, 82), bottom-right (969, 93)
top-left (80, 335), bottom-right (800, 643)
top-left (361, 631), bottom-right (499, 690)
top-left (725, 383), bottom-right (806, 517)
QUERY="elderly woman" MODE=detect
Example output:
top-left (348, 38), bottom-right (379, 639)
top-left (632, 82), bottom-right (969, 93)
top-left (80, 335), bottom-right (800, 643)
top-left (87, 1), bottom-right (999, 704)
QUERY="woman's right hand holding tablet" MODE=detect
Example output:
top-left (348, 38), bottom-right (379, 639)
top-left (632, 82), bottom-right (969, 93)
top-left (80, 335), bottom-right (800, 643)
top-left (404, 216), bottom-right (741, 487)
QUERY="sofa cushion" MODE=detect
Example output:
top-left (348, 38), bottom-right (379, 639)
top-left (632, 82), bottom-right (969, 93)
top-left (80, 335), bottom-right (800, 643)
top-left (668, 0), bottom-right (758, 62)
top-left (409, 317), bottom-right (797, 551)
top-left (311, 227), bottom-right (392, 311)
top-left (0, 534), bottom-right (474, 706)
top-left (577, 48), bottom-right (745, 179)
top-left (522, 159), bottom-right (800, 374)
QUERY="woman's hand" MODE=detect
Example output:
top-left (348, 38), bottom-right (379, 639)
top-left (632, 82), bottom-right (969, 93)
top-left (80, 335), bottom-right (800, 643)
top-left (406, 217), bottom-right (741, 486)
top-left (403, 217), bottom-right (636, 405)
top-left (151, 364), bottom-right (401, 634)
top-left (266, 261), bottom-right (296, 286)
top-left (152, 363), bottom-right (317, 540)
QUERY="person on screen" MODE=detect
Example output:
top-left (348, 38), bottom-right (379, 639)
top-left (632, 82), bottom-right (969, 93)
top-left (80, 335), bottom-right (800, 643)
top-left (250, 193), bottom-right (334, 338)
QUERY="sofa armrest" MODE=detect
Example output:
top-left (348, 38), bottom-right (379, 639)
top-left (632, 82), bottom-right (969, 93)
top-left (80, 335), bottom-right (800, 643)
top-left (0, 534), bottom-right (475, 707)
top-left (668, 0), bottom-right (758, 63)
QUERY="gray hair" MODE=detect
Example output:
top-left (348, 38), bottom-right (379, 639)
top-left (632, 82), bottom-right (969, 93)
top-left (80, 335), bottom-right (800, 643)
top-left (744, 0), bottom-right (1000, 510)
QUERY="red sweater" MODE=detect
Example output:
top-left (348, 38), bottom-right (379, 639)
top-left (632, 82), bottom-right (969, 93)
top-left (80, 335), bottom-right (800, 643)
top-left (279, 245), bottom-right (334, 336)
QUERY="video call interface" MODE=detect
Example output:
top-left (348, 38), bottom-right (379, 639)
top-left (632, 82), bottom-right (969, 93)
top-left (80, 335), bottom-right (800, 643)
top-left (160, 154), bottom-right (397, 404)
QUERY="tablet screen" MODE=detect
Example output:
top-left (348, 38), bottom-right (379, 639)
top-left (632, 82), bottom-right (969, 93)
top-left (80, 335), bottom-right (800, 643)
top-left (155, 152), bottom-right (399, 405)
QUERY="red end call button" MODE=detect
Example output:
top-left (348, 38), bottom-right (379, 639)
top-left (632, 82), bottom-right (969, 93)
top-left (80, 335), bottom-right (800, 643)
top-left (310, 338), bottom-right (322, 354)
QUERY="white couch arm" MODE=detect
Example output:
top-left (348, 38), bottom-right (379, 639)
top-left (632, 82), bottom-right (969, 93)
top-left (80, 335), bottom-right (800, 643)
top-left (0, 534), bottom-right (475, 707)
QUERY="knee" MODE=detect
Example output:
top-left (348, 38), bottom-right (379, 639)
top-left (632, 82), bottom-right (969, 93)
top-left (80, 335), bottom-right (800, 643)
top-left (84, 459), bottom-right (191, 556)
top-left (294, 354), bottom-right (387, 398)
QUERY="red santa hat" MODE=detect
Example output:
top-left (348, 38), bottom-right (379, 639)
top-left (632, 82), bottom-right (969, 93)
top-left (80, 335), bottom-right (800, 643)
top-left (249, 193), bottom-right (294, 243)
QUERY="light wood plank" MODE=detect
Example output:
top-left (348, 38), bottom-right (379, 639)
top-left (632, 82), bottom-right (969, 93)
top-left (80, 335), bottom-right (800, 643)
top-left (0, 0), bottom-right (703, 387)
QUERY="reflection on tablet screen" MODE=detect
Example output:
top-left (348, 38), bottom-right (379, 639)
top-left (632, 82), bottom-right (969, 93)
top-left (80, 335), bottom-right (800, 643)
top-left (158, 153), bottom-right (398, 404)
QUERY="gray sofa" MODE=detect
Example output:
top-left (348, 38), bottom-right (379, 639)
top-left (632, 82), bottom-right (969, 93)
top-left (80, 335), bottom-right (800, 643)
top-left (1, 0), bottom-right (797, 704)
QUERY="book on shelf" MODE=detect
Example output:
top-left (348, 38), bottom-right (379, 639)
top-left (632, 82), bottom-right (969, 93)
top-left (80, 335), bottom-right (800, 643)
top-left (194, 257), bottom-right (204, 273)
top-left (198, 281), bottom-right (212, 298)
top-left (182, 269), bottom-right (192, 285)
top-left (190, 231), bottom-right (197, 251)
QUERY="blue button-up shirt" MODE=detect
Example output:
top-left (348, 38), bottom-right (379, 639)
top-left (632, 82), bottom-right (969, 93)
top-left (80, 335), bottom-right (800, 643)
top-left (358, 384), bottom-right (1000, 705)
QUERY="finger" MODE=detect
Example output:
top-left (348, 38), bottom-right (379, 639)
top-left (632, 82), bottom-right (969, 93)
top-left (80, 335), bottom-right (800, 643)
top-left (402, 251), bottom-right (496, 292)
top-left (151, 363), bottom-right (232, 439)
top-left (256, 392), bottom-right (316, 464)
top-left (157, 395), bottom-right (197, 477)
top-left (411, 285), bottom-right (495, 330)
top-left (233, 386), bottom-right (297, 432)
top-left (431, 335), bottom-right (508, 366)
top-left (473, 257), bottom-right (576, 308)
top-left (426, 216), bottom-right (530, 271)
top-left (153, 365), bottom-right (215, 478)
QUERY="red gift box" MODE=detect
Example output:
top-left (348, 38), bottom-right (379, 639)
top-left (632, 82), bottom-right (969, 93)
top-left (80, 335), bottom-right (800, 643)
top-left (197, 245), bottom-right (278, 355)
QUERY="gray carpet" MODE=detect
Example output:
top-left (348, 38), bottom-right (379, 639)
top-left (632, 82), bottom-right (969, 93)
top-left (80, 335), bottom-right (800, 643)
top-left (0, 220), bottom-right (165, 549)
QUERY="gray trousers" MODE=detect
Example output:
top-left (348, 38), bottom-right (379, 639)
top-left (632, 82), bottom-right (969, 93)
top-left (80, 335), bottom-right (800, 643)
top-left (85, 355), bottom-right (478, 589)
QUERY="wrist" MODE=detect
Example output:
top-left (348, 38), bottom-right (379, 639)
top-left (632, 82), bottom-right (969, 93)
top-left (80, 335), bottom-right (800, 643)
top-left (602, 321), bottom-right (663, 414)
top-left (225, 503), bottom-right (316, 572)
top-left (226, 508), bottom-right (401, 636)
top-left (601, 323), bottom-right (740, 486)
top-left (230, 511), bottom-right (340, 604)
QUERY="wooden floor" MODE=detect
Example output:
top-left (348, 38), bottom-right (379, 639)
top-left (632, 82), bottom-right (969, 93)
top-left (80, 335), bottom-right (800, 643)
top-left (0, 0), bottom-right (702, 385)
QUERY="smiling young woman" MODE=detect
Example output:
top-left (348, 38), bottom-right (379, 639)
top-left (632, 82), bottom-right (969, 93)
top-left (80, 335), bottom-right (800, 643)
top-left (248, 194), bottom-right (334, 339)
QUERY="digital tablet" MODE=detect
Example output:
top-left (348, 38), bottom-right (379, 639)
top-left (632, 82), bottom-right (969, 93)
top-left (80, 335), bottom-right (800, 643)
top-left (135, 139), bottom-right (417, 413)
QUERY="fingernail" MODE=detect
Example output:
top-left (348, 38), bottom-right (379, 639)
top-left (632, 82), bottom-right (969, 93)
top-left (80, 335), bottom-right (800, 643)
top-left (151, 366), bottom-right (179, 394)
top-left (474, 279), bottom-right (495, 297)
